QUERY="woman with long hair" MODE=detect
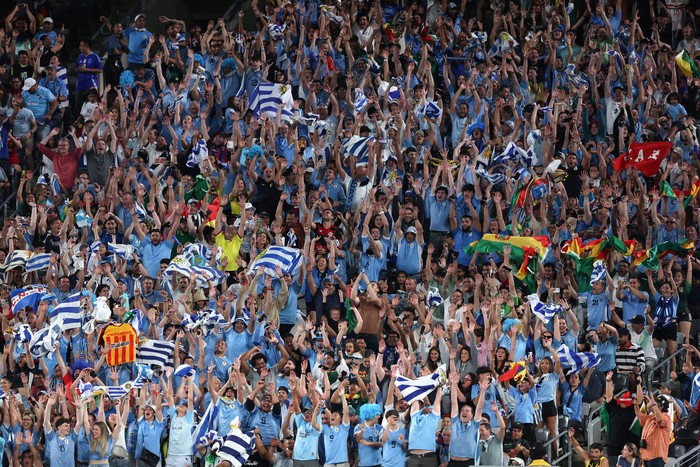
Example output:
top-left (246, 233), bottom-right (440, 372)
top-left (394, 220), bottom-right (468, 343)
top-left (616, 443), bottom-right (641, 467)
top-left (106, 398), bottom-right (130, 467)
top-left (534, 337), bottom-right (562, 455)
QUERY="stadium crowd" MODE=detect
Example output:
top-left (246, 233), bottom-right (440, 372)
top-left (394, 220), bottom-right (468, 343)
top-left (1, 0), bottom-right (700, 466)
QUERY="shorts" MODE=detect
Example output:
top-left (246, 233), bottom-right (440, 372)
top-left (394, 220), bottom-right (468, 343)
top-left (678, 308), bottom-right (691, 322)
top-left (652, 324), bottom-right (677, 342)
top-left (540, 400), bottom-right (558, 418)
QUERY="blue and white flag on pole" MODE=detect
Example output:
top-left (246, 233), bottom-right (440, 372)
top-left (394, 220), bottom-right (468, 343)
top-left (342, 136), bottom-right (371, 165)
top-left (556, 344), bottom-right (601, 375)
top-left (590, 260), bottom-right (607, 286)
top-left (49, 293), bottom-right (83, 330)
top-left (249, 82), bottom-right (294, 121)
top-left (136, 339), bottom-right (175, 369)
top-left (249, 246), bottom-right (303, 277)
top-left (193, 401), bottom-right (220, 451)
top-left (395, 370), bottom-right (441, 404)
top-left (25, 253), bottom-right (52, 273)
top-left (526, 294), bottom-right (562, 324)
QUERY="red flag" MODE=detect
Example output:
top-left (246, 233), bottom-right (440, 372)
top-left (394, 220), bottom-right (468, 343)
top-left (613, 142), bottom-right (673, 176)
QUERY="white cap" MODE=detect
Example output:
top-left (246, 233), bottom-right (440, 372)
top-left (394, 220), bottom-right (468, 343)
top-left (134, 13), bottom-right (145, 21)
top-left (43, 17), bottom-right (53, 23)
top-left (406, 226), bottom-right (418, 235)
top-left (245, 203), bottom-right (255, 211)
top-left (22, 78), bottom-right (37, 91)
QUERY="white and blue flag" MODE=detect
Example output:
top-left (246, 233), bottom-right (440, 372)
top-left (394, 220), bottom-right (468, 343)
top-left (590, 260), bottom-right (607, 286)
top-left (136, 339), bottom-right (175, 369)
top-left (49, 293), bottom-right (83, 330)
top-left (249, 246), bottom-right (303, 277)
top-left (249, 82), bottom-right (294, 121)
top-left (556, 344), bottom-right (601, 375)
top-left (395, 370), bottom-right (441, 404)
top-left (342, 136), bottom-right (371, 165)
top-left (25, 253), bottom-right (52, 273)
top-left (526, 294), bottom-right (562, 324)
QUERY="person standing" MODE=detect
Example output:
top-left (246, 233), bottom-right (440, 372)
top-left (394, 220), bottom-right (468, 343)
top-left (633, 387), bottom-right (672, 467)
top-left (74, 39), bottom-right (102, 116)
top-left (407, 386), bottom-right (443, 467)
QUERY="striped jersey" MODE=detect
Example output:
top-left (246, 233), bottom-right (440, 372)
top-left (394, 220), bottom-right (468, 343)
top-left (101, 324), bottom-right (138, 366)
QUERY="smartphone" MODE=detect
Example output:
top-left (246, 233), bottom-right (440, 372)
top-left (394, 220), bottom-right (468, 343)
top-left (419, 324), bottom-right (427, 335)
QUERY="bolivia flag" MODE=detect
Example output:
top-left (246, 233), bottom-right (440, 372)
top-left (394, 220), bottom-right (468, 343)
top-left (464, 235), bottom-right (550, 290)
top-left (511, 181), bottom-right (528, 208)
top-left (562, 236), bottom-right (632, 292)
top-left (675, 50), bottom-right (700, 79)
top-left (659, 181), bottom-right (677, 199)
top-left (684, 180), bottom-right (700, 208)
top-left (632, 239), bottom-right (695, 270)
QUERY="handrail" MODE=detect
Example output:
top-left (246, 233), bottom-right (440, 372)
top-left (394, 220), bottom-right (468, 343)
top-left (543, 428), bottom-right (573, 467)
top-left (0, 191), bottom-right (17, 218)
top-left (646, 347), bottom-right (687, 389)
top-left (668, 443), bottom-right (700, 467)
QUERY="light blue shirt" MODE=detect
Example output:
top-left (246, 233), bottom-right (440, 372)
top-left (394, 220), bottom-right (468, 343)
top-left (498, 333), bottom-right (528, 362)
top-left (22, 86), bottom-right (56, 120)
top-left (135, 417), bottom-right (166, 460)
top-left (247, 407), bottom-right (281, 445)
top-left (621, 289), bottom-right (649, 323)
top-left (508, 386), bottom-right (538, 423)
top-left (535, 372), bottom-right (559, 403)
top-left (396, 237), bottom-right (424, 275)
top-left (382, 427), bottom-right (408, 467)
top-left (167, 408), bottom-right (195, 456)
top-left (45, 429), bottom-right (78, 467)
top-left (408, 411), bottom-right (440, 451)
top-left (580, 291), bottom-right (611, 330)
top-left (449, 417), bottom-right (479, 458)
top-left (138, 236), bottom-right (174, 278)
top-left (355, 422), bottom-right (384, 466)
top-left (216, 398), bottom-right (244, 437)
top-left (322, 423), bottom-right (351, 464)
top-left (293, 413), bottom-right (321, 461)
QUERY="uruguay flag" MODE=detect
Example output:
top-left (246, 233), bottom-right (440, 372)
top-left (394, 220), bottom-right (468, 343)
top-left (249, 82), bottom-right (294, 121)
top-left (49, 293), bottom-right (83, 330)
top-left (25, 253), bottom-right (52, 273)
top-left (249, 246), bottom-right (303, 277)
top-left (395, 366), bottom-right (445, 404)
top-left (556, 344), bottom-right (601, 375)
top-left (342, 136), bottom-right (371, 165)
top-left (526, 294), bottom-right (562, 324)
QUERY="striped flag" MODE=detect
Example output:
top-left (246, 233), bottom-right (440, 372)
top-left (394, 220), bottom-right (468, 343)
top-left (12, 324), bottom-right (33, 343)
top-left (268, 22), bottom-right (286, 41)
top-left (25, 253), bottom-right (52, 273)
top-left (526, 294), bottom-right (561, 324)
top-left (182, 309), bottom-right (227, 335)
top-left (474, 424), bottom-right (482, 466)
top-left (28, 319), bottom-right (63, 359)
top-left (3, 250), bottom-right (31, 272)
top-left (589, 259), bottom-right (607, 285)
top-left (556, 344), bottom-right (601, 375)
top-left (418, 100), bottom-right (442, 121)
top-left (49, 293), bottom-right (83, 330)
top-left (50, 173), bottom-right (61, 196)
top-left (187, 139), bottom-right (209, 168)
top-left (193, 401), bottom-right (220, 452)
top-left (107, 243), bottom-right (135, 261)
top-left (211, 427), bottom-right (256, 466)
top-left (342, 136), bottom-right (371, 165)
top-left (174, 364), bottom-right (196, 377)
top-left (353, 88), bottom-right (368, 115)
top-left (488, 32), bottom-right (518, 58)
top-left (249, 82), bottom-right (294, 121)
top-left (475, 168), bottom-right (506, 186)
top-left (395, 371), bottom-right (441, 404)
top-left (249, 246), bottom-right (303, 277)
top-left (163, 256), bottom-right (227, 288)
top-left (136, 339), bottom-right (175, 369)
top-left (563, 63), bottom-right (589, 88)
top-left (75, 209), bottom-right (91, 228)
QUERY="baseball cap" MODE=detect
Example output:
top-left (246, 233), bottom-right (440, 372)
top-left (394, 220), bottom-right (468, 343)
top-left (22, 78), bottom-right (37, 91)
top-left (512, 422), bottom-right (524, 431)
top-left (406, 226), bottom-right (418, 235)
top-left (135, 14), bottom-right (146, 21)
top-left (43, 17), bottom-right (54, 23)
top-left (245, 202), bottom-right (255, 211)
top-left (629, 315), bottom-right (645, 325)
top-left (302, 406), bottom-right (313, 414)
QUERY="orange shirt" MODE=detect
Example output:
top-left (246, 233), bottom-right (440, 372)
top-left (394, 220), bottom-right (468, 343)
top-left (101, 324), bottom-right (138, 366)
top-left (639, 412), bottom-right (671, 461)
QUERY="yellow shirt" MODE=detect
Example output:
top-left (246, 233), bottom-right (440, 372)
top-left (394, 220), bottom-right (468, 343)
top-left (529, 460), bottom-right (551, 466)
top-left (215, 232), bottom-right (242, 272)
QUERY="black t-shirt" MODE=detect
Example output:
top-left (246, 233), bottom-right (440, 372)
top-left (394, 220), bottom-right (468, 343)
top-left (255, 178), bottom-right (282, 216)
top-left (44, 232), bottom-right (61, 254)
top-left (503, 437), bottom-right (531, 461)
